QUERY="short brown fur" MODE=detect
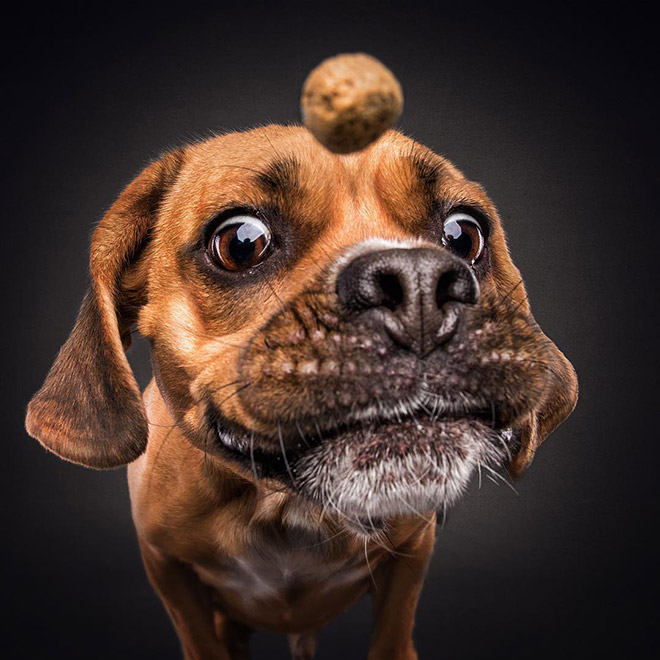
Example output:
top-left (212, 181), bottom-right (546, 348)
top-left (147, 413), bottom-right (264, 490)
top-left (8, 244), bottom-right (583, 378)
top-left (26, 126), bottom-right (577, 659)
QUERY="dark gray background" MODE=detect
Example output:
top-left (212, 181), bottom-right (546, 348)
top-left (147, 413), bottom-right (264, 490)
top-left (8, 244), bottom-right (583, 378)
top-left (3, 2), bottom-right (658, 658)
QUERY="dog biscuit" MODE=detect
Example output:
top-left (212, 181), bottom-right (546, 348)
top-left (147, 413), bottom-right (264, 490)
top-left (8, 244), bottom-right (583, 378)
top-left (301, 53), bottom-right (403, 154)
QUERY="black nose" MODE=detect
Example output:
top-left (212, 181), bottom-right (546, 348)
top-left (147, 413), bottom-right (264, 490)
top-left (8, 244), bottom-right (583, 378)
top-left (336, 247), bottom-right (479, 355)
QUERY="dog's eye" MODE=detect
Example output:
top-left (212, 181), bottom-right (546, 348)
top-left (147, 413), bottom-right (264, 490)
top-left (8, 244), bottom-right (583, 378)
top-left (442, 212), bottom-right (485, 264)
top-left (209, 215), bottom-right (272, 271)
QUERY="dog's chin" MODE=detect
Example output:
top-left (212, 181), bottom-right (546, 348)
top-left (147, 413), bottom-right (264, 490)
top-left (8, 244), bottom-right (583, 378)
top-left (294, 418), bottom-right (513, 525)
top-left (214, 412), bottom-right (515, 530)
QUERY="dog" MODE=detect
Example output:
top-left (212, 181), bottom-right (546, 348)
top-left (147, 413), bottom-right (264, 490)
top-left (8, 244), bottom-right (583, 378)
top-left (26, 125), bottom-right (578, 659)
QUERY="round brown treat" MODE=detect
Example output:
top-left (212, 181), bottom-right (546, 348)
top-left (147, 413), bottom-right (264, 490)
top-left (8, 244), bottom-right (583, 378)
top-left (301, 53), bottom-right (403, 154)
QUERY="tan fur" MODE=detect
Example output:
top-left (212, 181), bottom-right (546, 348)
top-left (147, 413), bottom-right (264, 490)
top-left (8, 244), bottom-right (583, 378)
top-left (26, 125), bottom-right (577, 659)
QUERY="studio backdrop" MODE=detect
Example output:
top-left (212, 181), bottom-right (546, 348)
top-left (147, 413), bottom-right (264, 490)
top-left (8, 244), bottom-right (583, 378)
top-left (3, 3), bottom-right (657, 659)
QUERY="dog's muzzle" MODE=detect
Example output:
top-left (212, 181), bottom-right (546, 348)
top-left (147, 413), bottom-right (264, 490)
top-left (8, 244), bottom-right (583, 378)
top-left (214, 243), bottom-right (538, 529)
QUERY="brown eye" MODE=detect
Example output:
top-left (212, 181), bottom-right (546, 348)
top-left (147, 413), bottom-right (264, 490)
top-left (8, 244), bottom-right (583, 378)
top-left (442, 212), bottom-right (485, 264)
top-left (209, 215), bottom-right (272, 271)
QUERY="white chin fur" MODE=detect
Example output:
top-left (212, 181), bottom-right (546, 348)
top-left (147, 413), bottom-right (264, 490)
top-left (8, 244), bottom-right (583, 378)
top-left (293, 423), bottom-right (511, 521)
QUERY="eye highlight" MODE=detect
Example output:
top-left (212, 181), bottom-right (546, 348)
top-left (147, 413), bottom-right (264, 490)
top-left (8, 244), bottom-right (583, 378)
top-left (208, 215), bottom-right (272, 271)
top-left (442, 212), bottom-right (485, 264)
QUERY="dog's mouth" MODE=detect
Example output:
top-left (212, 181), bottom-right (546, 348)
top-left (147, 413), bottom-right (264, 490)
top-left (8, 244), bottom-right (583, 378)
top-left (216, 408), bottom-right (501, 474)
top-left (212, 402), bottom-right (517, 528)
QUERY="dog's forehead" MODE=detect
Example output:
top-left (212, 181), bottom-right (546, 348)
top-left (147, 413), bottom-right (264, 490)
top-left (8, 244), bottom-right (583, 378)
top-left (158, 125), bottom-right (498, 244)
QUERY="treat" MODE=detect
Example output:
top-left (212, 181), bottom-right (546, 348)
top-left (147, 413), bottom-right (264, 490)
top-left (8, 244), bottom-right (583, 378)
top-left (301, 53), bottom-right (403, 154)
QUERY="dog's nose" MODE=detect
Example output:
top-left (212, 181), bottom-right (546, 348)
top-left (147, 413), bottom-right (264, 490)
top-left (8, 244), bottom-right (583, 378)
top-left (336, 247), bottom-right (479, 355)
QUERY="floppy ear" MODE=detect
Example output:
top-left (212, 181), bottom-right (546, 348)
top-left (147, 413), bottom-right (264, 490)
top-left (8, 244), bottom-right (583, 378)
top-left (508, 333), bottom-right (578, 476)
top-left (25, 149), bottom-right (186, 468)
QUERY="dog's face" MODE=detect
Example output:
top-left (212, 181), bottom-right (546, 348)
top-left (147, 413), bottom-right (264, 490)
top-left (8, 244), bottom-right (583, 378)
top-left (26, 125), bottom-right (577, 525)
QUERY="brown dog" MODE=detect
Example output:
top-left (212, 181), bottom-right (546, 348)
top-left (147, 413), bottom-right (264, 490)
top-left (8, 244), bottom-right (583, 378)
top-left (26, 125), bottom-right (577, 659)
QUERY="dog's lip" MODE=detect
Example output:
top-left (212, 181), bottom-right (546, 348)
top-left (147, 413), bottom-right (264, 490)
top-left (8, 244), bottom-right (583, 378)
top-left (213, 388), bottom-right (507, 458)
top-left (213, 404), bottom-right (508, 467)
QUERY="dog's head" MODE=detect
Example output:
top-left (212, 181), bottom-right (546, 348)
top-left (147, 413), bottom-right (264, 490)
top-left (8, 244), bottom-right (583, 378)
top-left (26, 126), bottom-right (577, 523)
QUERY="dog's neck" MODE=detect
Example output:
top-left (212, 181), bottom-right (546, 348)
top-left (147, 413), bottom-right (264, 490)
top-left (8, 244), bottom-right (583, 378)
top-left (140, 380), bottom-right (322, 527)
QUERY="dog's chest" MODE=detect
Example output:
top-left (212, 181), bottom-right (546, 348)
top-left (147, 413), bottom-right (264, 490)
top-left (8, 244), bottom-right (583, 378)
top-left (193, 544), bottom-right (370, 611)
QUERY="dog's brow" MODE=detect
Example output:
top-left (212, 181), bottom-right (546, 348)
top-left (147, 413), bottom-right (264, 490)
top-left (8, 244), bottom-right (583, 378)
top-left (409, 151), bottom-right (445, 199)
top-left (254, 157), bottom-right (300, 196)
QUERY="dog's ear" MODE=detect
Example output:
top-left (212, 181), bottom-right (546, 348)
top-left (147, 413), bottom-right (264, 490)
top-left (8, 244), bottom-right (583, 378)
top-left (508, 332), bottom-right (578, 476)
top-left (25, 149), bottom-right (186, 468)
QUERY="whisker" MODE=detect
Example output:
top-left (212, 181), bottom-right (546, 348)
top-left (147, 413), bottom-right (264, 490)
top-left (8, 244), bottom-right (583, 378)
top-left (261, 274), bottom-right (288, 316)
top-left (206, 379), bottom-right (246, 396)
top-left (296, 526), bottom-right (348, 551)
top-left (364, 537), bottom-right (377, 589)
top-left (295, 420), bottom-right (312, 449)
top-left (249, 429), bottom-right (259, 483)
top-left (216, 382), bottom-right (251, 408)
top-left (380, 528), bottom-right (416, 560)
top-left (498, 278), bottom-right (524, 306)
top-left (277, 418), bottom-right (297, 487)
top-left (483, 465), bottom-right (519, 495)
top-left (262, 131), bottom-right (284, 162)
top-left (391, 493), bottom-right (435, 525)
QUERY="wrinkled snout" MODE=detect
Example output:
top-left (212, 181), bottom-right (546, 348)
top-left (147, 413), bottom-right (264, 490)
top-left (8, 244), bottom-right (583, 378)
top-left (336, 247), bottom-right (479, 356)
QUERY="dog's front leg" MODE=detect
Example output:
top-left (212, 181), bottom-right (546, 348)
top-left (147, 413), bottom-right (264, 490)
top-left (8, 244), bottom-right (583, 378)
top-left (139, 540), bottom-right (230, 660)
top-left (367, 520), bottom-right (436, 660)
